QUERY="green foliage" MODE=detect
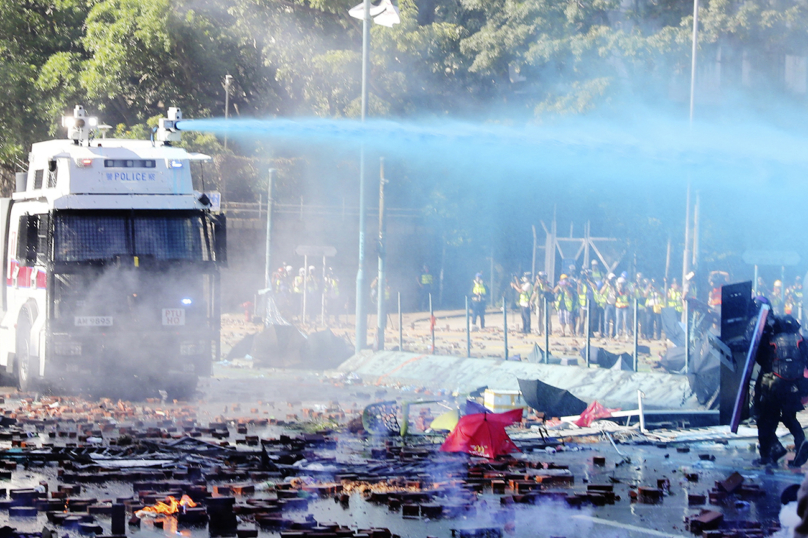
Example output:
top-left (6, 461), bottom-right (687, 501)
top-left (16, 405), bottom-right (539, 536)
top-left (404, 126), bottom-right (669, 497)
top-left (1, 0), bottom-right (802, 158)
top-left (535, 77), bottom-right (612, 115)
top-left (0, 0), bottom-right (806, 269)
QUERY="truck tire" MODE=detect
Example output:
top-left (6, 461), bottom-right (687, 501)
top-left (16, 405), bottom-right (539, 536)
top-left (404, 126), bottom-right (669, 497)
top-left (16, 317), bottom-right (37, 392)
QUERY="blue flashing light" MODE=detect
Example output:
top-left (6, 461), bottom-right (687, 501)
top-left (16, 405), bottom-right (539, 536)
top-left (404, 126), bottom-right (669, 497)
top-left (181, 298), bottom-right (192, 305)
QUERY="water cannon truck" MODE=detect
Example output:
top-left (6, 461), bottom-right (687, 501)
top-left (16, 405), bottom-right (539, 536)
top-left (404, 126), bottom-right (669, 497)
top-left (0, 105), bottom-right (226, 397)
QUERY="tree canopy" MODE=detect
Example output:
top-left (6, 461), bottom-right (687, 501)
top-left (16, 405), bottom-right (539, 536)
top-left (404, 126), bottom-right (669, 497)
top-left (1, 0), bottom-right (806, 287)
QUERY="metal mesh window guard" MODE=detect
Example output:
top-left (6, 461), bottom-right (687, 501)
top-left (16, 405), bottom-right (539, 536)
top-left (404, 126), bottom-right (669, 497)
top-left (54, 215), bottom-right (129, 262)
top-left (133, 216), bottom-right (206, 261)
top-left (54, 213), bottom-right (210, 262)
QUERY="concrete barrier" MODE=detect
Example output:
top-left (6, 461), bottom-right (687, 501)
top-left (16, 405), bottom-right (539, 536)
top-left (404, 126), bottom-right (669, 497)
top-left (338, 351), bottom-right (700, 410)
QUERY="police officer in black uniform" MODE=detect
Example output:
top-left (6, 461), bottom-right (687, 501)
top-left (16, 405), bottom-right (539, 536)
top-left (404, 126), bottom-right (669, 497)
top-left (753, 312), bottom-right (808, 467)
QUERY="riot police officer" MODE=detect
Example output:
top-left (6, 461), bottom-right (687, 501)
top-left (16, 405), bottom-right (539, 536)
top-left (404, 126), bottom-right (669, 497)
top-left (754, 312), bottom-right (808, 467)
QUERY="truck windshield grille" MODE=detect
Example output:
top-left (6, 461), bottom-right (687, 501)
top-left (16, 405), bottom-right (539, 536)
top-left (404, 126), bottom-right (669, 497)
top-left (54, 212), bottom-right (209, 262)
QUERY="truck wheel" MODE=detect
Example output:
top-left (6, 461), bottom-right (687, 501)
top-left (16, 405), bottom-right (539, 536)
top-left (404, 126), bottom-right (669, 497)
top-left (16, 334), bottom-right (36, 392)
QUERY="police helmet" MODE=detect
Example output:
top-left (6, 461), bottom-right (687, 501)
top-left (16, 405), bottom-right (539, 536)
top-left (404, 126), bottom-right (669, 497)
top-left (777, 315), bottom-right (801, 334)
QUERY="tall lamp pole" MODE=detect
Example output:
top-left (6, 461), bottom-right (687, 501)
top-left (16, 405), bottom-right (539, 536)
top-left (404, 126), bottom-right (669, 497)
top-left (683, 0), bottom-right (698, 297)
top-left (376, 158), bottom-right (387, 350)
top-left (689, 0), bottom-right (699, 124)
top-left (265, 169), bottom-right (274, 291)
top-left (355, 0), bottom-right (371, 355)
top-left (349, 0), bottom-right (399, 355)
top-left (224, 74), bottom-right (233, 151)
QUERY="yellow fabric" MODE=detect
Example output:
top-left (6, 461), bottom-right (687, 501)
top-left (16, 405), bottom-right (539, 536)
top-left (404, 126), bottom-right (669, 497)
top-left (430, 409), bottom-right (459, 431)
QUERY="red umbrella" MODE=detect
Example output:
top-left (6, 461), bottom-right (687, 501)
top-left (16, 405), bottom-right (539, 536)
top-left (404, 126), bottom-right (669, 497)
top-left (440, 409), bottom-right (522, 459)
top-left (574, 401), bottom-right (619, 427)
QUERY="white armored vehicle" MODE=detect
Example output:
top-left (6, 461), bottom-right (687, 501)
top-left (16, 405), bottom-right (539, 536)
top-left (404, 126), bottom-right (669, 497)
top-left (0, 106), bottom-right (226, 396)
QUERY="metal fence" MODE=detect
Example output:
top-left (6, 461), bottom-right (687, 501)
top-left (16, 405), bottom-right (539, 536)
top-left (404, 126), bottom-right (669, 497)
top-left (222, 201), bottom-right (422, 221)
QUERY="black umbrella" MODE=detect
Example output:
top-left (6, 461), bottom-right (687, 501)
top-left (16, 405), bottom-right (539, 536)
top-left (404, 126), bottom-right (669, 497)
top-left (581, 346), bottom-right (632, 369)
top-left (251, 324), bottom-right (308, 367)
top-left (661, 307), bottom-right (686, 347)
top-left (302, 329), bottom-right (353, 368)
top-left (659, 346), bottom-right (686, 373)
top-left (610, 354), bottom-right (635, 371)
top-left (526, 343), bottom-right (551, 363)
top-left (226, 332), bottom-right (256, 360)
top-left (579, 346), bottom-right (607, 365)
top-left (686, 337), bottom-right (720, 406)
top-left (518, 378), bottom-right (588, 418)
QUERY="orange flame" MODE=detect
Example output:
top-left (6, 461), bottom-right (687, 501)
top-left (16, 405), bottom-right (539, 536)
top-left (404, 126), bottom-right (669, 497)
top-left (141, 495), bottom-right (197, 515)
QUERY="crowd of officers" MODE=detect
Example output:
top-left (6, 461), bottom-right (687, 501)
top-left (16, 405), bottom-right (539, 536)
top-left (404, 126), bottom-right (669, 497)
top-left (467, 259), bottom-right (805, 340)
top-left (466, 259), bottom-right (679, 339)
top-left (271, 264), bottom-right (344, 323)
top-left (268, 259), bottom-right (804, 338)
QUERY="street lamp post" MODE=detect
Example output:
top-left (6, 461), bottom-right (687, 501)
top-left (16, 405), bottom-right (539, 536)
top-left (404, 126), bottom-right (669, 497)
top-left (224, 74), bottom-right (233, 150)
top-left (265, 168), bottom-right (274, 291)
top-left (689, 0), bottom-right (699, 124)
top-left (354, 0), bottom-right (370, 355)
top-left (350, 0), bottom-right (400, 355)
top-left (683, 0), bottom-right (698, 297)
top-left (376, 158), bottom-right (387, 350)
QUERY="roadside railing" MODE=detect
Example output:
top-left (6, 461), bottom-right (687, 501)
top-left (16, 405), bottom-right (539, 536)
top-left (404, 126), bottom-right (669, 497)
top-left (222, 201), bottom-right (422, 221)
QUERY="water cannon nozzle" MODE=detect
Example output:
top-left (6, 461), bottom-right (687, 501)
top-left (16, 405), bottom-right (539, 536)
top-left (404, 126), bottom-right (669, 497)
top-left (61, 105), bottom-right (98, 145)
top-left (156, 106), bottom-right (183, 144)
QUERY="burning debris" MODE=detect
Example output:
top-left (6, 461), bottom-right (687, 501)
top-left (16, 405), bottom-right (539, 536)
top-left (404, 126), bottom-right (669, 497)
top-left (135, 494), bottom-right (198, 517)
top-left (0, 370), bottom-right (793, 538)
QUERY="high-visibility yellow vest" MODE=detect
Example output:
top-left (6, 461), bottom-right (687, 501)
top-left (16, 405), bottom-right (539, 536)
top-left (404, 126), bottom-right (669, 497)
top-left (667, 289), bottom-right (682, 311)
top-left (555, 289), bottom-right (574, 311)
top-left (634, 286), bottom-right (646, 307)
top-left (647, 291), bottom-right (663, 314)
top-left (473, 282), bottom-right (486, 296)
top-left (594, 287), bottom-right (607, 307)
top-left (420, 273), bottom-right (433, 285)
top-left (519, 290), bottom-right (530, 307)
top-left (615, 291), bottom-right (629, 308)
top-left (578, 283), bottom-right (588, 306)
